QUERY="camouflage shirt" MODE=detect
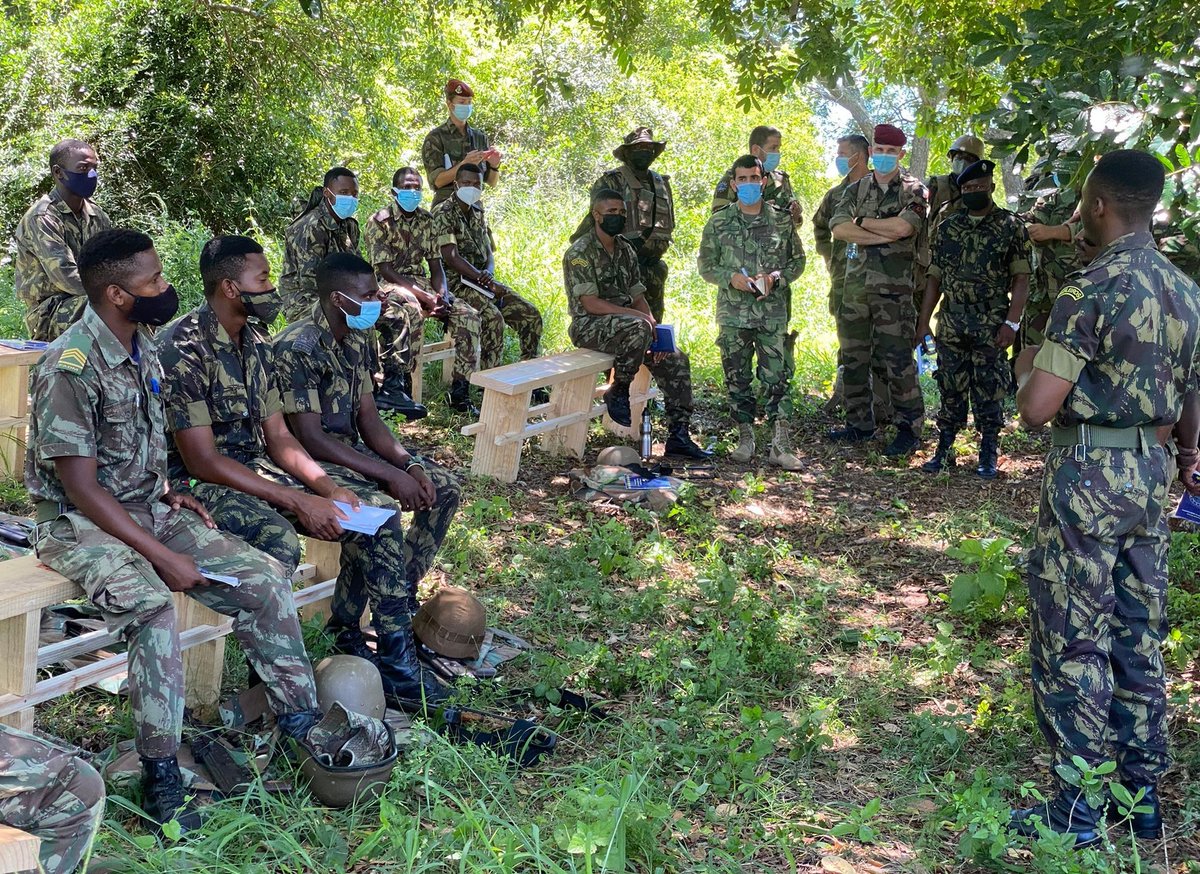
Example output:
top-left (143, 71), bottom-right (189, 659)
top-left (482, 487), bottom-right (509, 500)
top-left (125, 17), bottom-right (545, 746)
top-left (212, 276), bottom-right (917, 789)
top-left (830, 170), bottom-right (929, 294)
top-left (159, 302), bottom-right (282, 478)
top-left (364, 201), bottom-right (438, 278)
top-left (1033, 231), bottom-right (1200, 428)
top-left (273, 302), bottom-right (372, 447)
top-left (812, 175), bottom-right (854, 290)
top-left (279, 204), bottom-right (361, 319)
top-left (421, 119), bottom-right (492, 205)
top-left (579, 165), bottom-right (675, 260)
top-left (13, 190), bottom-right (112, 308)
top-left (929, 207), bottom-right (1032, 335)
top-left (925, 174), bottom-right (967, 269)
top-left (432, 197), bottom-right (494, 275)
top-left (562, 227), bottom-right (646, 322)
top-left (698, 202), bottom-right (807, 329)
top-left (1020, 184), bottom-right (1080, 302)
top-left (711, 167), bottom-right (797, 217)
top-left (25, 305), bottom-right (167, 507)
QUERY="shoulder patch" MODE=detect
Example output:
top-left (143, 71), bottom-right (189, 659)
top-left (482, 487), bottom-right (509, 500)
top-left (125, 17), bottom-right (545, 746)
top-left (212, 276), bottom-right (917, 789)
top-left (56, 336), bottom-right (92, 374)
top-left (715, 182), bottom-right (729, 194)
top-left (569, 256), bottom-right (589, 267)
top-left (293, 327), bottom-right (321, 354)
top-left (1058, 285), bottom-right (1084, 301)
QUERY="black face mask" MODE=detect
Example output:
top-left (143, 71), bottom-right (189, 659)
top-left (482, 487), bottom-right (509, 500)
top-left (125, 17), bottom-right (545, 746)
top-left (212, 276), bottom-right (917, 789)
top-left (961, 191), bottom-right (992, 211)
top-left (123, 284), bottom-right (179, 327)
top-left (626, 152), bottom-right (656, 172)
top-left (58, 167), bottom-right (98, 198)
top-left (598, 214), bottom-right (626, 236)
top-left (238, 284), bottom-right (282, 325)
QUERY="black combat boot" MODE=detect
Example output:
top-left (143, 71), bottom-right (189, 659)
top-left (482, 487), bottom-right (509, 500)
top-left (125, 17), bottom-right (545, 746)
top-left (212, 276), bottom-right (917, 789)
top-left (448, 378), bottom-right (479, 415)
top-left (141, 755), bottom-right (202, 835)
top-left (325, 619), bottom-right (376, 662)
top-left (374, 371), bottom-right (428, 420)
top-left (532, 388), bottom-right (551, 405)
top-left (604, 381), bottom-right (632, 427)
top-left (921, 429), bottom-right (957, 473)
top-left (827, 425), bottom-right (875, 443)
top-left (976, 431), bottom-right (1000, 479)
top-left (1009, 791), bottom-right (1102, 848)
top-left (664, 423), bottom-right (712, 459)
top-left (374, 600), bottom-right (449, 713)
top-left (1108, 782), bottom-right (1162, 839)
top-left (883, 426), bottom-right (921, 457)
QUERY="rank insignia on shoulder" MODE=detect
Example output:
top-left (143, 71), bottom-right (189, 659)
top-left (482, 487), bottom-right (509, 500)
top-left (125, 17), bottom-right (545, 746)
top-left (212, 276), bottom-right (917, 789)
top-left (1058, 285), bottom-right (1084, 301)
top-left (57, 343), bottom-right (89, 374)
top-left (716, 182), bottom-right (728, 194)
top-left (570, 257), bottom-right (588, 267)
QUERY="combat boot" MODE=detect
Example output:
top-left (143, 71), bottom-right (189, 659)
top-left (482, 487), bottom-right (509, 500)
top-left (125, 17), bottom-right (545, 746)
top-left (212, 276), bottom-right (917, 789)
top-left (977, 432), bottom-right (1000, 479)
top-left (1008, 791), bottom-right (1102, 848)
top-left (604, 381), bottom-right (633, 427)
top-left (665, 424), bottom-right (712, 459)
top-left (325, 619), bottom-right (376, 662)
top-left (883, 426), bottom-right (921, 457)
top-left (374, 600), bottom-right (449, 713)
top-left (141, 755), bottom-right (202, 835)
top-left (448, 378), bottom-right (479, 416)
top-left (532, 388), bottom-right (551, 405)
top-left (1108, 782), bottom-right (1162, 839)
top-left (921, 429), bottom-right (957, 473)
top-left (768, 421), bottom-right (804, 471)
top-left (374, 370), bottom-right (427, 420)
top-left (729, 424), bottom-right (755, 463)
top-left (827, 425), bottom-right (875, 443)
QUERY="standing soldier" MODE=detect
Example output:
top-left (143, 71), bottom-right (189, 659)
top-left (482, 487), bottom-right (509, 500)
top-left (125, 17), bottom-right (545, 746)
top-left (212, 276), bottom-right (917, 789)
top-left (711, 125), bottom-right (805, 226)
top-left (919, 135), bottom-right (985, 309)
top-left (563, 189), bottom-right (709, 458)
top-left (365, 167), bottom-right (483, 415)
top-left (698, 155), bottom-right (806, 470)
top-left (1011, 150), bottom-right (1200, 846)
top-left (577, 127), bottom-right (676, 322)
top-left (14, 138), bottom-right (112, 341)
top-left (27, 229), bottom-right (322, 834)
top-left (1020, 166), bottom-right (1081, 345)
top-left (828, 123), bottom-right (928, 457)
top-left (421, 78), bottom-right (503, 207)
top-left (915, 160), bottom-right (1031, 478)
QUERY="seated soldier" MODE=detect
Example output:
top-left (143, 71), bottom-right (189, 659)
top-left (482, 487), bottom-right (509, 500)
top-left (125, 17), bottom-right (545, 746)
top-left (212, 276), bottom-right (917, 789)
top-left (562, 189), bottom-right (710, 459)
top-left (14, 138), bottom-right (112, 341)
top-left (274, 252), bottom-right (461, 709)
top-left (27, 229), bottom-right (320, 834)
top-left (159, 236), bottom-right (446, 711)
top-left (365, 167), bottom-right (482, 414)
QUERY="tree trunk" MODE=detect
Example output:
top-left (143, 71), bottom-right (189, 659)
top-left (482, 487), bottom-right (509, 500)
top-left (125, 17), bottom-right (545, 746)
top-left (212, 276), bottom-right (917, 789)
top-left (908, 137), bottom-right (929, 181)
top-left (813, 77), bottom-right (874, 140)
top-left (998, 153), bottom-right (1025, 207)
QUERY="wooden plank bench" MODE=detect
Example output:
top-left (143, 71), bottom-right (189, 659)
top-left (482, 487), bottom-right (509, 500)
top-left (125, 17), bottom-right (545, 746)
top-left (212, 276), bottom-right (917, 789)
top-left (0, 825), bottom-right (40, 874)
top-left (460, 350), bottom-right (659, 483)
top-left (410, 339), bottom-right (455, 405)
top-left (0, 347), bottom-right (41, 478)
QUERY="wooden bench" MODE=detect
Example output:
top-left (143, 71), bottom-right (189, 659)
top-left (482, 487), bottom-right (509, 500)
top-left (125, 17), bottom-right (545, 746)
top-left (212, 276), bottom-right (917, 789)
top-left (0, 825), bottom-right (39, 874)
top-left (0, 347), bottom-right (41, 478)
top-left (460, 350), bottom-right (658, 482)
top-left (410, 339), bottom-right (455, 405)
top-left (0, 539), bottom-right (344, 731)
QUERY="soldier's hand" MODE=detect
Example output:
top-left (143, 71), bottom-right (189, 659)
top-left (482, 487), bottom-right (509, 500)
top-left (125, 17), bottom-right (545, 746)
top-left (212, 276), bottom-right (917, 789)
top-left (914, 323), bottom-right (930, 349)
top-left (295, 493), bottom-right (352, 541)
top-left (154, 551), bottom-right (208, 592)
top-left (386, 471), bottom-right (425, 511)
top-left (995, 323), bottom-right (1017, 350)
top-left (163, 490), bottom-right (215, 529)
top-left (1180, 463), bottom-right (1200, 496)
top-left (412, 468), bottom-right (438, 508)
top-left (788, 201), bottom-right (803, 225)
top-left (730, 272), bottom-right (754, 292)
top-left (1026, 223), bottom-right (1056, 243)
top-left (464, 149), bottom-right (489, 166)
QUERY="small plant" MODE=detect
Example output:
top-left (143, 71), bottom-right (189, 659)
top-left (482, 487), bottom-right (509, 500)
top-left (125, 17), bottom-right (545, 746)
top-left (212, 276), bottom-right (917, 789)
top-left (830, 796), bottom-right (882, 843)
top-left (946, 537), bottom-right (1019, 619)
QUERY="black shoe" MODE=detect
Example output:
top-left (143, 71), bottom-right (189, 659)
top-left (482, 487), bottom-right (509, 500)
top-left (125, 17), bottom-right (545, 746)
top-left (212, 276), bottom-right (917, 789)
top-left (275, 710), bottom-right (321, 741)
top-left (977, 432), bottom-right (1000, 479)
top-left (449, 378), bottom-right (480, 415)
top-left (375, 605), bottom-right (449, 714)
top-left (1108, 783), bottom-right (1162, 839)
top-left (604, 382), bottom-right (632, 427)
top-left (531, 388), bottom-right (551, 406)
top-left (141, 756), bottom-right (202, 835)
top-left (921, 430), bottom-right (957, 473)
top-left (664, 424), bottom-right (712, 459)
top-left (827, 426), bottom-right (875, 443)
top-left (1008, 792), bottom-right (1101, 848)
top-left (883, 427), bottom-right (921, 457)
top-left (326, 621), bottom-right (376, 662)
top-left (375, 376), bottom-right (428, 420)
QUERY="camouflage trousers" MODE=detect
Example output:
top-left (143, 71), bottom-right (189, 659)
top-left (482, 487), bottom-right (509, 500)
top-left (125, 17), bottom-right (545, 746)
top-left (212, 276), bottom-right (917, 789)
top-left (836, 282), bottom-right (924, 433)
top-left (932, 329), bottom-right (1009, 433)
top-left (716, 321), bottom-right (793, 424)
top-left (1024, 445), bottom-right (1171, 788)
top-left (34, 502), bottom-right (318, 758)
top-left (25, 293), bottom-right (88, 343)
top-left (451, 278), bottom-right (543, 371)
top-left (0, 725), bottom-right (104, 874)
top-left (378, 280), bottom-right (481, 383)
top-left (192, 454), bottom-right (460, 634)
top-left (639, 256), bottom-right (668, 323)
top-left (570, 314), bottom-right (693, 428)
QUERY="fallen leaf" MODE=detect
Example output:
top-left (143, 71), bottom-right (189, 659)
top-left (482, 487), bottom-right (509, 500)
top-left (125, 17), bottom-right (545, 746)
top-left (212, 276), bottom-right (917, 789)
top-left (713, 802), bottom-right (738, 817)
top-left (820, 855), bottom-right (858, 874)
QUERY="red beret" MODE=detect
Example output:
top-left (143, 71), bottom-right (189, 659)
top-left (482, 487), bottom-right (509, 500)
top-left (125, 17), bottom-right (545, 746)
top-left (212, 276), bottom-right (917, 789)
top-left (874, 124), bottom-right (907, 147)
top-left (445, 79), bottom-right (473, 99)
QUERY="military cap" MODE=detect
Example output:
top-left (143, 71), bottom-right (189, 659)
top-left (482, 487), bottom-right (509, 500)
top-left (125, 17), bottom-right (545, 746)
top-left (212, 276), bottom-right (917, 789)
top-left (445, 78), bottom-right (473, 99)
top-left (956, 159), bottom-right (995, 187)
top-left (613, 126), bottom-right (666, 161)
top-left (949, 135), bottom-right (985, 160)
top-left (873, 124), bottom-right (907, 147)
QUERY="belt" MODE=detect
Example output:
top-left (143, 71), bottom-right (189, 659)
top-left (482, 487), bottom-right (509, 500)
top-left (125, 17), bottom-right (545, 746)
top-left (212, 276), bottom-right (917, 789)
top-left (1050, 424), bottom-right (1162, 452)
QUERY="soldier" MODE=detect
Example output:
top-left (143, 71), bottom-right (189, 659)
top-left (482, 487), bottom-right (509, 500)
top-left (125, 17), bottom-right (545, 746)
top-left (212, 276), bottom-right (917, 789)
top-left (918, 135), bottom-right (985, 310)
top-left (698, 155), bottom-right (806, 470)
top-left (275, 252), bottom-right (461, 710)
top-left (421, 78), bottom-right (502, 206)
top-left (13, 138), bottom-right (112, 341)
top-left (915, 160), bottom-right (1031, 478)
top-left (577, 127), bottom-right (676, 322)
top-left (711, 125), bottom-right (805, 226)
top-left (0, 724), bottom-right (104, 874)
top-left (1011, 150), bottom-right (1200, 846)
top-left (365, 167), bottom-right (482, 415)
top-left (563, 189), bottom-right (709, 459)
top-left (27, 229), bottom-right (321, 834)
top-left (434, 164), bottom-right (544, 383)
top-left (159, 236), bottom-right (447, 711)
top-left (1019, 165), bottom-right (1081, 345)
top-left (828, 123), bottom-right (928, 456)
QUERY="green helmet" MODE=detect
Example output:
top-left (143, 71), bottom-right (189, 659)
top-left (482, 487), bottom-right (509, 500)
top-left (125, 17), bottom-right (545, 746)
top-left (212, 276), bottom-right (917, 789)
top-left (314, 655), bottom-right (386, 721)
top-left (297, 703), bottom-right (397, 808)
top-left (413, 588), bottom-right (486, 660)
top-left (596, 445), bottom-right (641, 467)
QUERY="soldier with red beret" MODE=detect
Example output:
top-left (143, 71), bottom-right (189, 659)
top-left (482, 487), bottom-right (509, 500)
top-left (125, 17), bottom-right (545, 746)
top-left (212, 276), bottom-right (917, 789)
top-left (421, 79), bottom-right (503, 206)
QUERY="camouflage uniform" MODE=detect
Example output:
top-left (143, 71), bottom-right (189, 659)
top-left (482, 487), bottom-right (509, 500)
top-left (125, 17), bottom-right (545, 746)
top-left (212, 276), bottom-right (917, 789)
top-left (364, 201), bottom-right (481, 382)
top-left (928, 209), bottom-right (1032, 433)
top-left (27, 306), bottom-right (318, 759)
top-left (830, 171), bottom-right (929, 433)
top-left (697, 202), bottom-right (806, 424)
top-left (432, 197), bottom-right (542, 370)
top-left (580, 166), bottom-right (675, 322)
top-left (13, 189), bottom-right (112, 341)
top-left (711, 166), bottom-right (798, 218)
top-left (279, 204), bottom-right (362, 322)
top-left (1024, 230), bottom-right (1200, 791)
top-left (562, 228), bottom-right (694, 428)
top-left (421, 119), bottom-right (493, 206)
top-left (920, 174), bottom-right (967, 308)
top-left (273, 303), bottom-right (461, 630)
top-left (1019, 184), bottom-right (1080, 345)
top-left (0, 725), bottom-right (104, 874)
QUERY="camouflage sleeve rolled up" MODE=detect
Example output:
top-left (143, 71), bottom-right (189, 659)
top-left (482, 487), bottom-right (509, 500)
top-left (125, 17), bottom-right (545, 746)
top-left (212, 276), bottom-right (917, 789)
top-left (928, 220), bottom-right (947, 280)
top-left (1033, 279), bottom-right (1102, 383)
top-left (160, 332), bottom-right (217, 433)
top-left (421, 129), bottom-right (445, 191)
top-left (828, 181), bottom-right (857, 230)
top-left (563, 245), bottom-right (599, 305)
top-left (1009, 218), bottom-right (1034, 275)
top-left (274, 337), bottom-right (324, 415)
top-left (32, 370), bottom-right (99, 461)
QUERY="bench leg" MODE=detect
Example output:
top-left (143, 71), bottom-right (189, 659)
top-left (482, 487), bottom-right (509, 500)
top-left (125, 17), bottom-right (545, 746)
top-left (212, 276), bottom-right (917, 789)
top-left (0, 364), bottom-right (30, 477)
top-left (603, 365), bottom-right (653, 441)
top-left (410, 362), bottom-right (424, 405)
top-left (177, 595), bottom-right (225, 721)
top-left (441, 349), bottom-right (455, 385)
top-left (541, 373), bottom-right (595, 459)
top-left (470, 390), bottom-right (531, 483)
top-left (300, 539), bottom-right (342, 624)
top-left (0, 613), bottom-right (39, 730)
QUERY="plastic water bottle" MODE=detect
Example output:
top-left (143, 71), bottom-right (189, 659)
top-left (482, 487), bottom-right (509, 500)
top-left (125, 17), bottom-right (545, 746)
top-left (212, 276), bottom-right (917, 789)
top-left (640, 403), bottom-right (653, 460)
top-left (846, 242), bottom-right (859, 260)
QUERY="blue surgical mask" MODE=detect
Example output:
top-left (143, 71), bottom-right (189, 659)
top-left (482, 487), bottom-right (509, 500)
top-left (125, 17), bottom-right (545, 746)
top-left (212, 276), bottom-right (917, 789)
top-left (762, 152), bottom-right (781, 173)
top-left (835, 156), bottom-right (851, 176)
top-left (872, 153), bottom-right (898, 174)
top-left (453, 103), bottom-right (473, 122)
top-left (736, 182), bottom-right (763, 206)
top-left (394, 188), bottom-right (422, 212)
top-left (331, 194), bottom-right (358, 220)
top-left (340, 298), bottom-right (381, 330)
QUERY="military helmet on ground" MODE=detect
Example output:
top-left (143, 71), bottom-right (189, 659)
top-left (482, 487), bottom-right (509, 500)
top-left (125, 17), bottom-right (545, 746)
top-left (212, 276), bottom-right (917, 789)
top-left (314, 655), bottom-right (386, 721)
top-left (413, 588), bottom-right (486, 660)
top-left (595, 445), bottom-right (641, 467)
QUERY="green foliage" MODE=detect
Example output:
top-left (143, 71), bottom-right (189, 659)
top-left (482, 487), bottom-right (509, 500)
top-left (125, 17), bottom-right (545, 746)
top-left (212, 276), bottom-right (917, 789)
top-left (946, 536), bottom-right (1018, 619)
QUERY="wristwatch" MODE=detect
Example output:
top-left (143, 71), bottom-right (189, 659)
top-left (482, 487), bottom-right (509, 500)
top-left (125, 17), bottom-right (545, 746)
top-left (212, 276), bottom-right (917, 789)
top-left (1004, 319), bottom-right (1021, 332)
top-left (854, 216), bottom-right (865, 227)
